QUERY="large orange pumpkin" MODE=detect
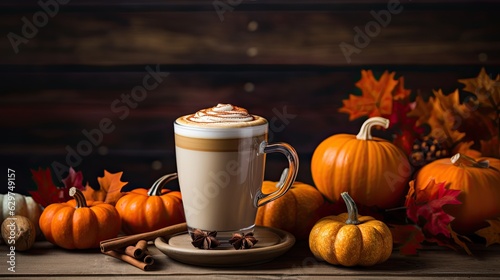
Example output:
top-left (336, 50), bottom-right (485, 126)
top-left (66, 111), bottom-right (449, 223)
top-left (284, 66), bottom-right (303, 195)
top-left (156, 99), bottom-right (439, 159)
top-left (311, 117), bottom-right (411, 209)
top-left (415, 153), bottom-right (500, 234)
top-left (115, 173), bottom-right (185, 235)
top-left (39, 187), bottom-right (121, 249)
top-left (255, 180), bottom-right (327, 240)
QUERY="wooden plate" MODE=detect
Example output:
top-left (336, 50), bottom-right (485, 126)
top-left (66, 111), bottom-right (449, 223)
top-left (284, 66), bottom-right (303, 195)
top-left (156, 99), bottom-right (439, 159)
top-left (154, 226), bottom-right (295, 267)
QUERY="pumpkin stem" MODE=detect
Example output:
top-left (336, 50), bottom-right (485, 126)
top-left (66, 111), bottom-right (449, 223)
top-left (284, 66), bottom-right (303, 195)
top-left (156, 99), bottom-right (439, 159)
top-left (69, 187), bottom-right (88, 208)
top-left (450, 153), bottom-right (490, 168)
top-left (341, 192), bottom-right (360, 225)
top-left (355, 117), bottom-right (390, 140)
top-left (148, 173), bottom-right (178, 196)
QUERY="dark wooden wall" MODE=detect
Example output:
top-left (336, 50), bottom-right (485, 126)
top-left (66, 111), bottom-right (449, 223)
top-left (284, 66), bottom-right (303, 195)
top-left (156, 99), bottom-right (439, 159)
top-left (1, 0), bottom-right (499, 194)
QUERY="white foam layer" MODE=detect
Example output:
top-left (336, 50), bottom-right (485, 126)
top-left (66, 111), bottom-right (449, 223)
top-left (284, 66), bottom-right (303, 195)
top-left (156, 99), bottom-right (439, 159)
top-left (174, 121), bottom-right (268, 139)
top-left (189, 104), bottom-right (254, 123)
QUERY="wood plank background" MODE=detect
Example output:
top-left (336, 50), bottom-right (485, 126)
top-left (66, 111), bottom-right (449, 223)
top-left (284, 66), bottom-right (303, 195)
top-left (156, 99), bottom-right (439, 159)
top-left (0, 0), bottom-right (499, 194)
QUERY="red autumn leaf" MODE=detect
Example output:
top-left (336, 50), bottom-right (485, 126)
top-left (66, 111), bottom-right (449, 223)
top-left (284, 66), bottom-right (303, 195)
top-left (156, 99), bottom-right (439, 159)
top-left (82, 170), bottom-right (127, 205)
top-left (390, 224), bottom-right (425, 255)
top-left (61, 167), bottom-right (84, 190)
top-left (338, 70), bottom-right (398, 120)
top-left (475, 217), bottom-right (500, 247)
top-left (29, 167), bottom-right (63, 207)
top-left (30, 167), bottom-right (88, 207)
top-left (30, 168), bottom-right (61, 205)
top-left (405, 179), bottom-right (462, 238)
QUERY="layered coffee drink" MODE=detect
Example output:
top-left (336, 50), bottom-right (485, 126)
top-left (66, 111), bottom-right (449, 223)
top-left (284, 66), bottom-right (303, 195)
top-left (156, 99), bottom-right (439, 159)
top-left (174, 104), bottom-right (298, 243)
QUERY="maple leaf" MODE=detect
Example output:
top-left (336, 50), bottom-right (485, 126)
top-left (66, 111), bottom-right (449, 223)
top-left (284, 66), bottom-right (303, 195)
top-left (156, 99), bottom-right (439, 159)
top-left (29, 167), bottom-right (64, 207)
top-left (61, 167), bottom-right (84, 190)
top-left (475, 217), bottom-right (500, 247)
top-left (458, 67), bottom-right (500, 111)
top-left (405, 179), bottom-right (462, 238)
top-left (408, 90), bottom-right (467, 146)
top-left (82, 170), bottom-right (127, 205)
top-left (339, 70), bottom-right (398, 120)
top-left (393, 76), bottom-right (412, 101)
top-left (30, 167), bottom-right (89, 207)
top-left (390, 224), bottom-right (425, 255)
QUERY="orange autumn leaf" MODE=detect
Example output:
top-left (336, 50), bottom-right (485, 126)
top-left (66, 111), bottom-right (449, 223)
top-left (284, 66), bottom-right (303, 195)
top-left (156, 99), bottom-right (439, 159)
top-left (393, 76), bottom-right (411, 101)
top-left (339, 70), bottom-right (398, 120)
top-left (475, 217), bottom-right (500, 247)
top-left (82, 170), bottom-right (127, 205)
top-left (458, 67), bottom-right (500, 111)
top-left (408, 89), bottom-right (466, 146)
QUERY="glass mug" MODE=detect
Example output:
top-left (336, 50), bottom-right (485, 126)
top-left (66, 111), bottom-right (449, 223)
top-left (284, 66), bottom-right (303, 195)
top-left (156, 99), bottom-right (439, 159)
top-left (173, 104), bottom-right (299, 242)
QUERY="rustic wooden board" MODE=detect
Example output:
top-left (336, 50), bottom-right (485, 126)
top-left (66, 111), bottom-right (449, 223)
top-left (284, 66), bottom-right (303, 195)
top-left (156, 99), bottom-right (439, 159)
top-left (0, 241), bottom-right (499, 279)
top-left (1, 8), bottom-right (499, 65)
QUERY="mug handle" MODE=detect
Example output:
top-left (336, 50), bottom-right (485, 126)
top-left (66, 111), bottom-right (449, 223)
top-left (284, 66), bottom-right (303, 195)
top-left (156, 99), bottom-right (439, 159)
top-left (254, 141), bottom-right (299, 207)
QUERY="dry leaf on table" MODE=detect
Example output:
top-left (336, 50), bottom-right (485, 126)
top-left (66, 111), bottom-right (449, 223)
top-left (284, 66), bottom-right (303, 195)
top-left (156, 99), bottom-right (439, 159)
top-left (475, 217), bottom-right (500, 247)
top-left (390, 224), bottom-right (425, 255)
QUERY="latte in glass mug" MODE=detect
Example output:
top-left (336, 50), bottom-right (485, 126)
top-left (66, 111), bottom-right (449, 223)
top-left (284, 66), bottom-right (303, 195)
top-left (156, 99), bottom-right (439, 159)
top-left (174, 104), bottom-right (299, 242)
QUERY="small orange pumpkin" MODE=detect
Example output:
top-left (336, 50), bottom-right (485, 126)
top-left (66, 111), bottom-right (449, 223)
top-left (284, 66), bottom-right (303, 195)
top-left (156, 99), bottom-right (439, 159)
top-left (309, 192), bottom-right (393, 267)
top-left (39, 187), bottom-right (121, 249)
top-left (255, 180), bottom-right (327, 240)
top-left (415, 153), bottom-right (500, 234)
top-left (115, 173), bottom-right (185, 235)
top-left (311, 117), bottom-right (411, 209)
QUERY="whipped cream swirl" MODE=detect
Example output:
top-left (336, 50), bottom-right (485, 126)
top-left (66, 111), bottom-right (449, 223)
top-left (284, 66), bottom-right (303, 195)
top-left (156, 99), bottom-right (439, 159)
top-left (188, 104), bottom-right (255, 123)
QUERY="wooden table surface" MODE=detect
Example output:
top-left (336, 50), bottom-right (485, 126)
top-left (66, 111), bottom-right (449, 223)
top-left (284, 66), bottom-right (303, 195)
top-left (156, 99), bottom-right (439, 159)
top-left (1, 239), bottom-right (499, 279)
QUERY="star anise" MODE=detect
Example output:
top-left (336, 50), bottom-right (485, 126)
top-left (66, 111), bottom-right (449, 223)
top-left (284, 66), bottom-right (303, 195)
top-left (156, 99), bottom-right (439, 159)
top-left (190, 229), bottom-right (220, 249)
top-left (229, 232), bottom-right (258, 250)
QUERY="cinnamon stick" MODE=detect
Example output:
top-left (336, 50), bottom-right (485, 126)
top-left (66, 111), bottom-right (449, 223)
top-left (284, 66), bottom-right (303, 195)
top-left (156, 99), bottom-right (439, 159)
top-left (100, 222), bottom-right (187, 253)
top-left (124, 245), bottom-right (144, 259)
top-left (135, 240), bottom-right (148, 254)
top-left (143, 254), bottom-right (155, 265)
top-left (103, 250), bottom-right (152, 271)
